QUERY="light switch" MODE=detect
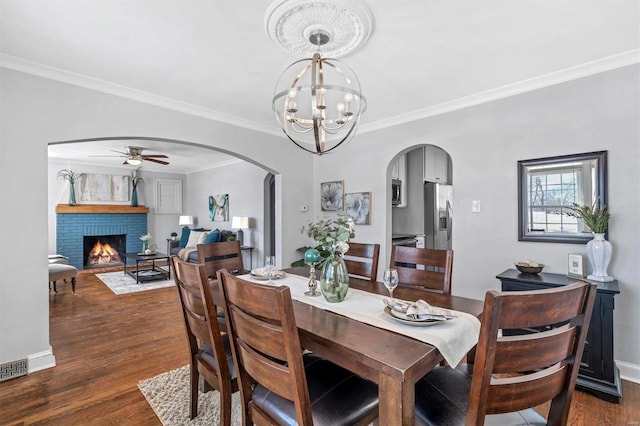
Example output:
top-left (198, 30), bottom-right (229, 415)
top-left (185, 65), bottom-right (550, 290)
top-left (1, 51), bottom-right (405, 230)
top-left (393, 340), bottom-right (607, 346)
top-left (472, 200), bottom-right (481, 213)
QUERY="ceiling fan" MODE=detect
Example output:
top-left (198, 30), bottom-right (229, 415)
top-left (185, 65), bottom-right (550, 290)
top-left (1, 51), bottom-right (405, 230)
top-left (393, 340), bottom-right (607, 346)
top-left (90, 146), bottom-right (170, 166)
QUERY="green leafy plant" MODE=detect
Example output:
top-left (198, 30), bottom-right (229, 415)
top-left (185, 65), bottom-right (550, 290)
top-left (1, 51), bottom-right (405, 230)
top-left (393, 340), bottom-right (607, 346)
top-left (299, 213), bottom-right (355, 257)
top-left (567, 197), bottom-right (609, 234)
top-left (170, 231), bottom-right (178, 237)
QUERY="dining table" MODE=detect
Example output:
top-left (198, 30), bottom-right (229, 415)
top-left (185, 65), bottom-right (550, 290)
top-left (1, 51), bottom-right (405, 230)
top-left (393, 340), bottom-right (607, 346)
top-left (210, 266), bottom-right (484, 425)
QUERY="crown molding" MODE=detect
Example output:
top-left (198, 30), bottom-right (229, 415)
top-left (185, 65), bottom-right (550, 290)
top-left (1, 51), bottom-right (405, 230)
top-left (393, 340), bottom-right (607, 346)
top-left (359, 49), bottom-right (640, 134)
top-left (0, 54), bottom-right (282, 137)
top-left (3, 50), bottom-right (638, 137)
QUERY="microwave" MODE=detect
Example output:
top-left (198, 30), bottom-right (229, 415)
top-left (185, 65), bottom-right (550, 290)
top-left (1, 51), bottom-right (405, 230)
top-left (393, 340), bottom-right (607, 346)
top-left (392, 179), bottom-right (402, 206)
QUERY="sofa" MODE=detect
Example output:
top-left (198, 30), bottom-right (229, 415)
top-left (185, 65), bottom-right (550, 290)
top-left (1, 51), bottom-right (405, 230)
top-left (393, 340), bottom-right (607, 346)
top-left (168, 228), bottom-right (236, 263)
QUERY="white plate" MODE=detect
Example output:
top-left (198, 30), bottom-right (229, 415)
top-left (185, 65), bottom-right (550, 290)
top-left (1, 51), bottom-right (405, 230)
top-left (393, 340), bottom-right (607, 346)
top-left (249, 271), bottom-right (286, 280)
top-left (384, 307), bottom-right (449, 326)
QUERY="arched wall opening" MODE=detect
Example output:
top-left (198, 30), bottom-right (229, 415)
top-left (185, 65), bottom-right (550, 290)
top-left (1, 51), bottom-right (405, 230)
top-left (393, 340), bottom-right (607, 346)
top-left (48, 137), bottom-right (280, 272)
top-left (387, 143), bottom-right (453, 266)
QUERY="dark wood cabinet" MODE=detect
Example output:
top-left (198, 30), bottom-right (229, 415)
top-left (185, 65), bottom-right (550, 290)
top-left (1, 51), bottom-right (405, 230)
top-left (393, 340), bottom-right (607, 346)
top-left (497, 269), bottom-right (622, 403)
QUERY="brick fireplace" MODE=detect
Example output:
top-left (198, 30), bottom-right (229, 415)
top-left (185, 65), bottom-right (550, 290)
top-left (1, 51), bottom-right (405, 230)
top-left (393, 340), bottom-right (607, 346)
top-left (56, 204), bottom-right (148, 269)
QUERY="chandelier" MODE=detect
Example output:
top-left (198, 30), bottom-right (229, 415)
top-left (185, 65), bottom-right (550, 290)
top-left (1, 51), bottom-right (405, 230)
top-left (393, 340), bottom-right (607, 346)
top-left (266, 0), bottom-right (372, 155)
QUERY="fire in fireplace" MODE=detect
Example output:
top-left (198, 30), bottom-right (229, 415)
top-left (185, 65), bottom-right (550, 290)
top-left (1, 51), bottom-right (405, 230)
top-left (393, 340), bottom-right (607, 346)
top-left (84, 234), bottom-right (126, 269)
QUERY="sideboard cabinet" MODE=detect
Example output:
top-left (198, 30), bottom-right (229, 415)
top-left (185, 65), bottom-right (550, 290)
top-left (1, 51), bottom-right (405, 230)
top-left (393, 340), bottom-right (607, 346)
top-left (496, 269), bottom-right (622, 403)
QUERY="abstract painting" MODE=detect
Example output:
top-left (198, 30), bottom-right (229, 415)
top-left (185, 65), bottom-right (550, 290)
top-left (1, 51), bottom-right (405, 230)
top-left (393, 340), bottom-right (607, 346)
top-left (209, 194), bottom-right (229, 221)
top-left (80, 174), bottom-right (129, 202)
top-left (344, 192), bottom-right (371, 225)
top-left (320, 181), bottom-right (344, 211)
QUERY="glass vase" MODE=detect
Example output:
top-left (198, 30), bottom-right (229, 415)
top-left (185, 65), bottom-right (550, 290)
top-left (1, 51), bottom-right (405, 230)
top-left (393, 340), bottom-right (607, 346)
top-left (320, 254), bottom-right (349, 302)
top-left (141, 241), bottom-right (148, 254)
top-left (68, 182), bottom-right (77, 206)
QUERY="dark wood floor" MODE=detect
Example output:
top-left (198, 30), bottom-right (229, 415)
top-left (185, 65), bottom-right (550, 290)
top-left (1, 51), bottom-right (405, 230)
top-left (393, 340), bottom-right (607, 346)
top-left (1, 272), bottom-right (638, 425)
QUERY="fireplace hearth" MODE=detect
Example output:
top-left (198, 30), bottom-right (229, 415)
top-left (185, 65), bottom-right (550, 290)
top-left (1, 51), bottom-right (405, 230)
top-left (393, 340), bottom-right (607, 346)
top-left (84, 234), bottom-right (126, 269)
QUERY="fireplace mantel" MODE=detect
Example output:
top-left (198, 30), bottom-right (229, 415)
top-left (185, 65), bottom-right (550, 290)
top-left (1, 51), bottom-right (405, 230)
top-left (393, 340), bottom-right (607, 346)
top-left (56, 204), bottom-right (149, 214)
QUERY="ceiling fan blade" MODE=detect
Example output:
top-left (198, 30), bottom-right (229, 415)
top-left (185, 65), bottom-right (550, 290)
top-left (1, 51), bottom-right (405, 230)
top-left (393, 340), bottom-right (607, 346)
top-left (144, 157), bottom-right (170, 165)
top-left (141, 154), bottom-right (169, 158)
top-left (88, 154), bottom-right (126, 157)
top-left (123, 160), bottom-right (130, 165)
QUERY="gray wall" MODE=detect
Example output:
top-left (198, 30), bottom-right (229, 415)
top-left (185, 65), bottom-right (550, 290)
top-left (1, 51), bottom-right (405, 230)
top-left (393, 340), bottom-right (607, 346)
top-left (186, 161), bottom-right (268, 266)
top-left (0, 68), bottom-right (314, 370)
top-left (313, 65), bottom-right (640, 377)
top-left (2, 64), bottom-right (638, 383)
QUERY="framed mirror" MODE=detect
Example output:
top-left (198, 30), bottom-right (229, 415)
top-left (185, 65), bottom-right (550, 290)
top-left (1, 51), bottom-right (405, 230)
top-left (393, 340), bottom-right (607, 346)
top-left (518, 151), bottom-right (607, 243)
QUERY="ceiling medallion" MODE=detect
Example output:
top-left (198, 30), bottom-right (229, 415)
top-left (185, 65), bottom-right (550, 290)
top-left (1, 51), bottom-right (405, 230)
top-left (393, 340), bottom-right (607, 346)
top-left (265, 0), bottom-right (373, 58)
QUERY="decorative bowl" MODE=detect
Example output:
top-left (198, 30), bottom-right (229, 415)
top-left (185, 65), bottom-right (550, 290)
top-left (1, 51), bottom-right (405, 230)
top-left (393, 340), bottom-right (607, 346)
top-left (515, 262), bottom-right (544, 274)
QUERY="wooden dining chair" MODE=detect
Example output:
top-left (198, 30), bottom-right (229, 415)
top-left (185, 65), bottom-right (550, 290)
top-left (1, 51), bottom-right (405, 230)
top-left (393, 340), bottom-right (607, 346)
top-left (414, 281), bottom-right (597, 426)
top-left (171, 257), bottom-right (238, 425)
top-left (389, 245), bottom-right (453, 294)
top-left (216, 269), bottom-right (379, 426)
top-left (197, 240), bottom-right (245, 279)
top-left (343, 242), bottom-right (381, 283)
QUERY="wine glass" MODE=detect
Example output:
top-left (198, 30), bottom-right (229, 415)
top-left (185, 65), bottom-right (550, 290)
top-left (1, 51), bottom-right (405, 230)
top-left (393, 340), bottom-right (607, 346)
top-left (265, 256), bottom-right (276, 283)
top-left (383, 269), bottom-right (399, 301)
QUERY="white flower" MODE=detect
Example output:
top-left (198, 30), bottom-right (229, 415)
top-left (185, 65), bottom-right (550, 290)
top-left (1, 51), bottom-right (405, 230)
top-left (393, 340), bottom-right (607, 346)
top-left (140, 233), bottom-right (152, 242)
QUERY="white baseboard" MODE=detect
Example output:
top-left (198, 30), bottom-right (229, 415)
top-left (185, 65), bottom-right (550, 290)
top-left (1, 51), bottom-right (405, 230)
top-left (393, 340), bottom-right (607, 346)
top-left (617, 360), bottom-right (640, 384)
top-left (28, 347), bottom-right (56, 373)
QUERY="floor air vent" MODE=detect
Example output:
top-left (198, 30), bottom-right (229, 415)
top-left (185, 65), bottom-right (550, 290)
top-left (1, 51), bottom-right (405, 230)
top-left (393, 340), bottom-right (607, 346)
top-left (0, 358), bottom-right (28, 382)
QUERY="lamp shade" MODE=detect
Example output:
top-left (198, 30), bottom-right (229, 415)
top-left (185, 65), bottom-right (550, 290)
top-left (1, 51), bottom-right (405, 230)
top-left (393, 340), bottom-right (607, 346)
top-left (179, 215), bottom-right (194, 227)
top-left (231, 216), bottom-right (249, 229)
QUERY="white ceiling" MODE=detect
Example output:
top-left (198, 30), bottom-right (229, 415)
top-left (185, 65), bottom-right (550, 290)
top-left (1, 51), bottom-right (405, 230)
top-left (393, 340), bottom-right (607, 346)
top-left (2, 1), bottom-right (638, 172)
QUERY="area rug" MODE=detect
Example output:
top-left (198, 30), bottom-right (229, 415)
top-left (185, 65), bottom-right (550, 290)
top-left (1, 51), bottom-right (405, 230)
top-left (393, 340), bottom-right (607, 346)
top-left (138, 365), bottom-right (242, 425)
top-left (96, 269), bottom-right (175, 295)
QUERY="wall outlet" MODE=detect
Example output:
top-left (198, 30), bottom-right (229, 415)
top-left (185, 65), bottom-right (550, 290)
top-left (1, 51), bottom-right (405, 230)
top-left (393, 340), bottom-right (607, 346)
top-left (300, 205), bottom-right (308, 212)
top-left (472, 200), bottom-right (481, 213)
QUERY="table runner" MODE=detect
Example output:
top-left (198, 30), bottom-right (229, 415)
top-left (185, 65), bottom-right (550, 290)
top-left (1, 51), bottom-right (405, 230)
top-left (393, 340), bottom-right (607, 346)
top-left (240, 273), bottom-right (480, 367)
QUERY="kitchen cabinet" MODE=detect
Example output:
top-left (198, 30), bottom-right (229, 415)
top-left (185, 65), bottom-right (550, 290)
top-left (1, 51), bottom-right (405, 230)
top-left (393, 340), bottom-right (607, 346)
top-left (391, 154), bottom-right (407, 208)
top-left (424, 145), bottom-right (448, 183)
top-left (496, 269), bottom-right (622, 403)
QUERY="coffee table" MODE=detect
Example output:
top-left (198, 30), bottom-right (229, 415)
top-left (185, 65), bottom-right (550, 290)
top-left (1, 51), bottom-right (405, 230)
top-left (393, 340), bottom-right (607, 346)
top-left (121, 252), bottom-right (171, 284)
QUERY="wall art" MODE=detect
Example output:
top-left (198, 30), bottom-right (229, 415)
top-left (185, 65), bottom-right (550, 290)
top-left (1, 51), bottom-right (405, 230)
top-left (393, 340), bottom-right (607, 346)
top-left (320, 181), bottom-right (344, 211)
top-left (209, 194), bottom-right (229, 221)
top-left (344, 192), bottom-right (371, 225)
top-left (80, 173), bottom-right (129, 202)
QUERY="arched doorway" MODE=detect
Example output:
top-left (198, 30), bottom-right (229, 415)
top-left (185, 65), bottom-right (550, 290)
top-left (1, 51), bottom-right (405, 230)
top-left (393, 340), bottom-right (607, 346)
top-left (390, 144), bottom-right (453, 251)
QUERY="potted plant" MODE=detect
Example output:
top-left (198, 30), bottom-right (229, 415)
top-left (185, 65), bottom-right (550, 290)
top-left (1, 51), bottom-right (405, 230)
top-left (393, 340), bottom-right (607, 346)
top-left (57, 169), bottom-right (85, 206)
top-left (299, 213), bottom-right (355, 302)
top-left (567, 197), bottom-right (613, 282)
top-left (567, 197), bottom-right (609, 234)
top-left (170, 231), bottom-right (178, 241)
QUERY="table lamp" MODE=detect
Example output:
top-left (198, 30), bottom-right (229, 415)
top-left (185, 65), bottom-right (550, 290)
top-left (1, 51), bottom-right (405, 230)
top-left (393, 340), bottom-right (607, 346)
top-left (231, 216), bottom-right (249, 246)
top-left (179, 215), bottom-right (194, 229)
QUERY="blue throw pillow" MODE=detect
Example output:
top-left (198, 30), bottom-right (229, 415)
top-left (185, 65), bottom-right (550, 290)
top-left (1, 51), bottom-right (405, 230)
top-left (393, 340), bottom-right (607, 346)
top-left (179, 227), bottom-right (190, 248)
top-left (205, 229), bottom-right (221, 244)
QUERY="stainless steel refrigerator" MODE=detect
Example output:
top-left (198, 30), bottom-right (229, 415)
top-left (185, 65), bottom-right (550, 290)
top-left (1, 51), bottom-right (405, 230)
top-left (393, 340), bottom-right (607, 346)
top-left (424, 182), bottom-right (453, 250)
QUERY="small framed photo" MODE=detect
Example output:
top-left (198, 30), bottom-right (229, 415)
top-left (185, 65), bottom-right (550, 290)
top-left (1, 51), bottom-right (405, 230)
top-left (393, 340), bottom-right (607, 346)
top-left (320, 181), bottom-right (344, 211)
top-left (567, 254), bottom-right (586, 279)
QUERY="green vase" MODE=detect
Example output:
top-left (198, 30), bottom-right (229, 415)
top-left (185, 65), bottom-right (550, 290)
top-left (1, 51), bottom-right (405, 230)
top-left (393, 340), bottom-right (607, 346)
top-left (68, 182), bottom-right (77, 206)
top-left (131, 185), bottom-right (139, 207)
top-left (320, 254), bottom-right (349, 302)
